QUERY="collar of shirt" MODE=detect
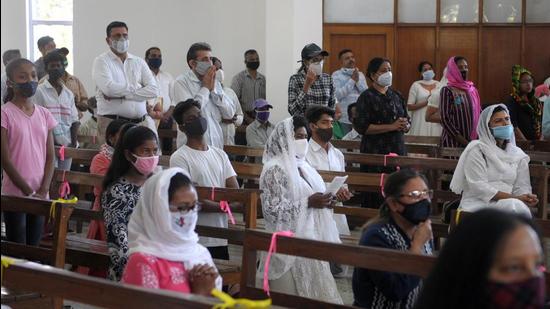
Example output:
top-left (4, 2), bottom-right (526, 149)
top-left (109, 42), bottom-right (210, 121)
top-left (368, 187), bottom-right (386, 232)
top-left (309, 138), bottom-right (333, 153)
top-left (251, 119), bottom-right (272, 129)
top-left (43, 78), bottom-right (69, 92)
top-left (245, 70), bottom-right (264, 80)
top-left (107, 49), bottom-right (137, 62)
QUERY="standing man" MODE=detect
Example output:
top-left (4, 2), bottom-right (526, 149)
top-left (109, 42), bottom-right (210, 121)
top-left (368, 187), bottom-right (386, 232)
top-left (231, 49), bottom-right (266, 145)
top-left (145, 47), bottom-right (174, 152)
top-left (288, 43), bottom-right (335, 117)
top-left (332, 49), bottom-right (368, 134)
top-left (35, 36), bottom-right (57, 80)
top-left (92, 21), bottom-right (159, 143)
top-left (172, 42), bottom-right (235, 149)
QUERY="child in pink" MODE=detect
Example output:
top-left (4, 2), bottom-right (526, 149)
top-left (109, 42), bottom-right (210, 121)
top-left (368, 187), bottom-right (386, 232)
top-left (122, 168), bottom-right (221, 296)
top-left (1, 58), bottom-right (57, 245)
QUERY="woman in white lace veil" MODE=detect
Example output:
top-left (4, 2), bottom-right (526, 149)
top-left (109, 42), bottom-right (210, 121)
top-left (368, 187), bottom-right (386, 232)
top-left (450, 104), bottom-right (537, 217)
top-left (258, 116), bottom-right (343, 304)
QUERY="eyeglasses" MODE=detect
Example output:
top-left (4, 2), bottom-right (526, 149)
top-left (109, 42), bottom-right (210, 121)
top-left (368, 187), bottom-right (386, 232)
top-left (399, 190), bottom-right (433, 200)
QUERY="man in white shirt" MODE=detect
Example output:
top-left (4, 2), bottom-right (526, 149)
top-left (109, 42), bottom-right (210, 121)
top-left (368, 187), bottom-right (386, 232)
top-left (332, 49), bottom-right (368, 134)
top-left (305, 105), bottom-right (353, 277)
top-left (170, 99), bottom-right (240, 260)
top-left (1, 49), bottom-right (21, 103)
top-left (92, 21), bottom-right (159, 144)
top-left (212, 57), bottom-right (243, 146)
top-left (33, 51), bottom-right (80, 170)
top-left (342, 103), bottom-right (362, 141)
top-left (172, 42), bottom-right (235, 149)
top-left (145, 46), bottom-right (175, 152)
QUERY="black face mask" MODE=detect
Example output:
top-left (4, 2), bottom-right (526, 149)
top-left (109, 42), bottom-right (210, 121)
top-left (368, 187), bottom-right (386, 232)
top-left (182, 116), bottom-right (207, 137)
top-left (460, 70), bottom-right (468, 80)
top-left (316, 127), bottom-right (333, 143)
top-left (14, 81), bottom-right (38, 98)
top-left (48, 68), bottom-right (65, 81)
top-left (398, 198), bottom-right (431, 225)
top-left (148, 58), bottom-right (162, 70)
top-left (246, 61), bottom-right (260, 70)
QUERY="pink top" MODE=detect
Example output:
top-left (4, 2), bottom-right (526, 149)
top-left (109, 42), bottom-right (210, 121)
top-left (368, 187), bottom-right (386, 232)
top-left (121, 253), bottom-right (192, 294)
top-left (1, 102), bottom-right (57, 196)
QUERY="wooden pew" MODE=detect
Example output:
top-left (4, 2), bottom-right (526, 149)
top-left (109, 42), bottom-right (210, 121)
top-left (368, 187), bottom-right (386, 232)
top-left (1, 195), bottom-right (75, 308)
top-left (2, 257), bottom-right (226, 309)
top-left (240, 227), bottom-right (550, 308)
top-left (439, 147), bottom-right (549, 163)
top-left (240, 228), bottom-right (435, 308)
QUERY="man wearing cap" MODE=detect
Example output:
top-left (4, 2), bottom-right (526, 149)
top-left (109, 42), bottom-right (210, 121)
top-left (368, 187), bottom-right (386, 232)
top-left (246, 99), bottom-right (274, 148)
top-left (35, 36), bottom-right (57, 79)
top-left (39, 48), bottom-right (89, 115)
top-left (288, 43), bottom-right (335, 117)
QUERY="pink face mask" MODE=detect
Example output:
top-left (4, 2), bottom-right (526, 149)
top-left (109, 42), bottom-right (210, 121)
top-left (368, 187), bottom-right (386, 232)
top-left (131, 153), bottom-right (159, 175)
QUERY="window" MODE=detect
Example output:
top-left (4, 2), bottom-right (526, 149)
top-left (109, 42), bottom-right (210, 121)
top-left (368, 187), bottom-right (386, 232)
top-left (483, 0), bottom-right (521, 23)
top-left (29, 0), bottom-right (73, 74)
top-left (324, 0), bottom-right (394, 23)
top-left (440, 0), bottom-right (479, 23)
top-left (398, 0), bottom-right (437, 23)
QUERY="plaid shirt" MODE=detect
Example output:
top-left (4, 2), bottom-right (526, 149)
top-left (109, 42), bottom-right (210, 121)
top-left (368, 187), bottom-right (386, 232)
top-left (288, 70), bottom-right (335, 116)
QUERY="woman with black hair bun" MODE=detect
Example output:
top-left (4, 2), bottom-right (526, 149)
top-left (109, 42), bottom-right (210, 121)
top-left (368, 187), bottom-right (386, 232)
top-left (415, 208), bottom-right (545, 309)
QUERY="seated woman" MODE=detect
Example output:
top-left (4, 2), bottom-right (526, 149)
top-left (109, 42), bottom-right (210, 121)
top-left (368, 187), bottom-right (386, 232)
top-left (102, 126), bottom-right (160, 281)
top-left (352, 169), bottom-right (433, 309)
top-left (450, 104), bottom-right (537, 218)
top-left (415, 209), bottom-right (544, 308)
top-left (259, 116), bottom-right (343, 304)
top-left (122, 168), bottom-right (221, 295)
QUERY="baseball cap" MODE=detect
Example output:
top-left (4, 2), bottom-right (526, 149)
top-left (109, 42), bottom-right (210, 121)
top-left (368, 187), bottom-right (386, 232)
top-left (300, 43), bottom-right (329, 61)
top-left (253, 99), bottom-right (273, 110)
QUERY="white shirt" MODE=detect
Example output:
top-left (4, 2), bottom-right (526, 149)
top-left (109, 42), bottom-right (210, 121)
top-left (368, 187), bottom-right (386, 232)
top-left (172, 70), bottom-right (236, 149)
top-left (221, 86), bottom-right (243, 145)
top-left (169, 144), bottom-right (237, 247)
top-left (148, 70), bottom-right (174, 113)
top-left (406, 80), bottom-right (441, 136)
top-left (33, 80), bottom-right (79, 145)
top-left (0, 72), bottom-right (6, 103)
top-left (92, 50), bottom-right (159, 119)
top-left (458, 146), bottom-right (532, 212)
top-left (332, 68), bottom-right (368, 124)
top-left (342, 129), bottom-right (362, 141)
top-left (305, 139), bottom-right (350, 236)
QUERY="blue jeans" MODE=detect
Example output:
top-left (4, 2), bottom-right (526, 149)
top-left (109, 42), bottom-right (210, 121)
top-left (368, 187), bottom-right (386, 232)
top-left (3, 211), bottom-right (45, 245)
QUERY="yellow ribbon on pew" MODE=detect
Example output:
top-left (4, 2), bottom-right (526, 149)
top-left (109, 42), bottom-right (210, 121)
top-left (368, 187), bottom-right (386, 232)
top-left (455, 209), bottom-right (463, 225)
top-left (49, 197), bottom-right (78, 223)
top-left (1, 256), bottom-right (17, 285)
top-left (211, 289), bottom-right (271, 309)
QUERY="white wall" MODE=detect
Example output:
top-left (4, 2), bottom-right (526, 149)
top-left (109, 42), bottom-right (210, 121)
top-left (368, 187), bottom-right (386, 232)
top-left (73, 0), bottom-right (267, 96)
top-left (1, 0), bottom-right (28, 70)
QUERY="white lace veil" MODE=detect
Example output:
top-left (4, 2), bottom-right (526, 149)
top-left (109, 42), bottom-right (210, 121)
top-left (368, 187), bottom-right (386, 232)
top-left (450, 104), bottom-right (529, 194)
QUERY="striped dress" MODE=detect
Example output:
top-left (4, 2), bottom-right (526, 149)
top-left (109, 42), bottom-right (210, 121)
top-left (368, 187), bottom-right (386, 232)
top-left (439, 86), bottom-right (476, 148)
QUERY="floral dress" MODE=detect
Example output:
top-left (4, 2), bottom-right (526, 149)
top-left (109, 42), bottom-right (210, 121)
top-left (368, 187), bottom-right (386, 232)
top-left (101, 178), bottom-right (142, 281)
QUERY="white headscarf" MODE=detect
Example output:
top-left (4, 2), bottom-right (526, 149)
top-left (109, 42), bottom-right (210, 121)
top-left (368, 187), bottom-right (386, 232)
top-left (128, 168), bottom-right (217, 270)
top-left (450, 104), bottom-right (529, 194)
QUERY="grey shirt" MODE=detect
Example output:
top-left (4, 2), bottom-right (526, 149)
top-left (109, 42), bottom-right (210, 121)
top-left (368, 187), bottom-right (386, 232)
top-left (231, 70), bottom-right (266, 112)
top-left (246, 119), bottom-right (274, 148)
top-left (34, 57), bottom-right (47, 80)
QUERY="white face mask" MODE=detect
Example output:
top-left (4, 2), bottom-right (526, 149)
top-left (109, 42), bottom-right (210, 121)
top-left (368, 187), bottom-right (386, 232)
top-left (342, 67), bottom-right (354, 75)
top-left (194, 60), bottom-right (212, 76)
top-left (170, 209), bottom-right (198, 235)
top-left (377, 71), bottom-right (392, 87)
top-left (309, 61), bottom-right (323, 76)
top-left (422, 70), bottom-right (435, 81)
top-left (111, 39), bottom-right (129, 54)
top-left (294, 138), bottom-right (309, 160)
top-left (215, 69), bottom-right (224, 83)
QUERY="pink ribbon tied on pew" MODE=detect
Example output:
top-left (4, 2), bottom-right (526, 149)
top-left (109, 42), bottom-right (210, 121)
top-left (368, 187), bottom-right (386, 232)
top-left (263, 231), bottom-right (295, 296)
top-left (380, 153), bottom-right (400, 197)
top-left (58, 145), bottom-right (72, 199)
top-left (211, 187), bottom-right (235, 225)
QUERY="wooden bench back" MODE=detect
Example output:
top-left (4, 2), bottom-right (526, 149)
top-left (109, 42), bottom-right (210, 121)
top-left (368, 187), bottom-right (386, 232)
top-left (1, 195), bottom-right (74, 268)
top-left (51, 170), bottom-right (262, 228)
top-left (240, 229), bottom-right (435, 308)
top-left (2, 257), bottom-right (222, 309)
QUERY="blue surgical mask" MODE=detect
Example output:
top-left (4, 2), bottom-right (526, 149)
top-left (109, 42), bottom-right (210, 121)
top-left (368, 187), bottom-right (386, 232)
top-left (422, 70), bottom-right (435, 81)
top-left (491, 124), bottom-right (513, 140)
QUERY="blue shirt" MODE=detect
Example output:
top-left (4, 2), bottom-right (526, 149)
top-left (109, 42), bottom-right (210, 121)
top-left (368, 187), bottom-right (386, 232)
top-left (332, 68), bottom-right (368, 124)
top-left (542, 96), bottom-right (550, 139)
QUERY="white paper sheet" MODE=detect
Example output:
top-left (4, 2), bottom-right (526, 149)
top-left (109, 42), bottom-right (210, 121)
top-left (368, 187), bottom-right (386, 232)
top-left (325, 175), bottom-right (348, 195)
